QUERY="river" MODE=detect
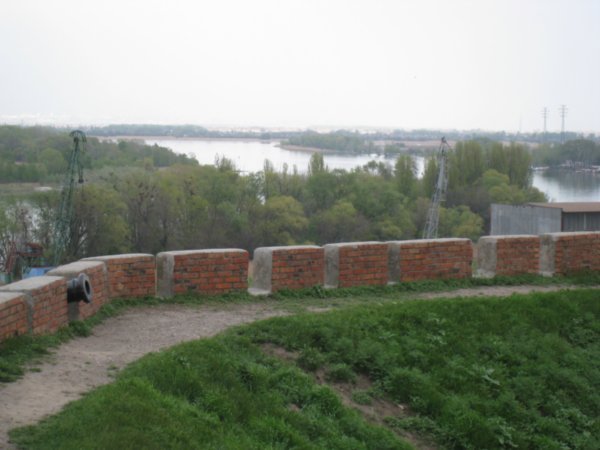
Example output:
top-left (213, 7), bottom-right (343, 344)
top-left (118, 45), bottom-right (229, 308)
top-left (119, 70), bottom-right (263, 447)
top-left (146, 139), bottom-right (599, 203)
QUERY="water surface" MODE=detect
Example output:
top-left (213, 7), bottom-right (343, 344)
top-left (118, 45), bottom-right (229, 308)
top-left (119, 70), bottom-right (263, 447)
top-left (149, 138), bottom-right (598, 202)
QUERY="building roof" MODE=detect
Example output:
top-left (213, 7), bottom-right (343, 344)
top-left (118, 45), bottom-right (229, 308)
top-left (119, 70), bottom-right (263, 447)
top-left (528, 202), bottom-right (600, 213)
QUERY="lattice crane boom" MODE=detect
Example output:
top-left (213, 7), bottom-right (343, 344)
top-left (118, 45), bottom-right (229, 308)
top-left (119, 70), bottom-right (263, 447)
top-left (51, 130), bottom-right (86, 265)
top-left (423, 137), bottom-right (451, 239)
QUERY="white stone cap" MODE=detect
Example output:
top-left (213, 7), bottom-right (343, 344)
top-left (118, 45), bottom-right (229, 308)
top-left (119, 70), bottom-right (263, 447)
top-left (0, 291), bottom-right (24, 305)
top-left (542, 231), bottom-right (600, 240)
top-left (157, 249), bottom-right (247, 256)
top-left (82, 253), bottom-right (154, 261)
top-left (0, 276), bottom-right (65, 292)
top-left (255, 245), bottom-right (322, 252)
top-left (387, 238), bottom-right (471, 245)
top-left (324, 241), bottom-right (383, 248)
top-left (47, 261), bottom-right (104, 276)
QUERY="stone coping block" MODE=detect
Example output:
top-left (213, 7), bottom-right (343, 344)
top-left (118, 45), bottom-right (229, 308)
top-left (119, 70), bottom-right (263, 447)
top-left (388, 238), bottom-right (472, 282)
top-left (157, 249), bottom-right (248, 298)
top-left (47, 260), bottom-right (108, 321)
top-left (540, 232), bottom-right (600, 276)
top-left (0, 292), bottom-right (28, 341)
top-left (324, 242), bottom-right (388, 288)
top-left (0, 276), bottom-right (68, 335)
top-left (251, 245), bottom-right (324, 294)
top-left (82, 253), bottom-right (156, 299)
top-left (476, 235), bottom-right (540, 278)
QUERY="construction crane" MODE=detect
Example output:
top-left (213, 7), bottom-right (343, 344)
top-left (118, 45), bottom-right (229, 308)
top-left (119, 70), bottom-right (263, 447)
top-left (51, 130), bottom-right (86, 266)
top-left (422, 137), bottom-right (451, 239)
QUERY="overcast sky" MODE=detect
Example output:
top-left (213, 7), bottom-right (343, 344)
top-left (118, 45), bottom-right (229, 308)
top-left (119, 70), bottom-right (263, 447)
top-left (1, 0), bottom-right (599, 132)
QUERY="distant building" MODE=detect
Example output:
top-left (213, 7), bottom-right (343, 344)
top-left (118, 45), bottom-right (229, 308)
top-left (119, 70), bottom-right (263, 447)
top-left (491, 202), bottom-right (600, 235)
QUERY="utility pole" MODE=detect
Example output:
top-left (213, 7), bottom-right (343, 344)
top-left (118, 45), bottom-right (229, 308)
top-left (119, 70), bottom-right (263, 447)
top-left (559, 104), bottom-right (567, 143)
top-left (541, 107), bottom-right (548, 142)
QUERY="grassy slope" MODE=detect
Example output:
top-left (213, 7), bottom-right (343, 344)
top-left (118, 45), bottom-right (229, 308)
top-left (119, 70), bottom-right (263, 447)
top-left (9, 289), bottom-right (600, 449)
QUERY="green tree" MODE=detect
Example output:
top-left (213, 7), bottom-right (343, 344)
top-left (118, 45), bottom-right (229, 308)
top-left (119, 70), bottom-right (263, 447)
top-left (506, 143), bottom-right (532, 188)
top-left (37, 148), bottom-right (67, 175)
top-left (395, 155), bottom-right (417, 197)
top-left (259, 196), bottom-right (308, 246)
top-left (67, 185), bottom-right (130, 259)
top-left (421, 156), bottom-right (438, 199)
top-left (309, 200), bottom-right (369, 243)
top-left (439, 205), bottom-right (483, 240)
top-left (308, 153), bottom-right (327, 175)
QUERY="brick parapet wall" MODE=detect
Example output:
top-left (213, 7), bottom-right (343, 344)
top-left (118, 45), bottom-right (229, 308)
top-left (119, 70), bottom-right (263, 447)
top-left (324, 242), bottom-right (388, 288)
top-left (82, 254), bottom-right (155, 299)
top-left (540, 232), bottom-right (600, 276)
top-left (47, 261), bottom-right (109, 321)
top-left (0, 292), bottom-right (28, 340)
top-left (5, 234), bottom-right (600, 343)
top-left (477, 235), bottom-right (540, 277)
top-left (389, 239), bottom-right (472, 282)
top-left (0, 276), bottom-right (68, 335)
top-left (252, 246), bottom-right (324, 294)
top-left (157, 249), bottom-right (248, 297)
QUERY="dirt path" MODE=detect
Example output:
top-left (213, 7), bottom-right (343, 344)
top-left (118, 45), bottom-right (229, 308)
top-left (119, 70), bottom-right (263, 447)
top-left (0, 284), bottom-right (590, 448)
top-left (0, 303), bottom-right (287, 449)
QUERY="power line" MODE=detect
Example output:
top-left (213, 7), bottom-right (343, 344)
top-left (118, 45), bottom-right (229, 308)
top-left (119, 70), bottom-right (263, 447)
top-left (559, 104), bottom-right (568, 143)
top-left (541, 107), bottom-right (548, 141)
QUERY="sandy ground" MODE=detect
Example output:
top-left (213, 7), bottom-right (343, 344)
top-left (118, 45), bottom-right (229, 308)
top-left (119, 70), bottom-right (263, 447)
top-left (0, 284), bottom-right (588, 448)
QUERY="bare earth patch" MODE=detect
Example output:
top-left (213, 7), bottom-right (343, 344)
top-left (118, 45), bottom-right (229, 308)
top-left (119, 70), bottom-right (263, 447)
top-left (0, 284), bottom-right (587, 448)
top-left (262, 344), bottom-right (436, 449)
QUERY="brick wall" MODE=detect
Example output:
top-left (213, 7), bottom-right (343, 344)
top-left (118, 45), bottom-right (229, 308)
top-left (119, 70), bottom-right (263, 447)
top-left (252, 246), bottom-right (324, 294)
top-left (389, 239), bottom-right (472, 282)
top-left (477, 235), bottom-right (540, 277)
top-left (324, 242), bottom-right (388, 288)
top-left (157, 249), bottom-right (248, 297)
top-left (0, 292), bottom-right (27, 340)
top-left (0, 276), bottom-right (68, 335)
top-left (4, 233), bottom-right (600, 343)
top-left (82, 254), bottom-right (155, 299)
top-left (47, 261), bottom-right (109, 321)
top-left (540, 232), bottom-right (600, 276)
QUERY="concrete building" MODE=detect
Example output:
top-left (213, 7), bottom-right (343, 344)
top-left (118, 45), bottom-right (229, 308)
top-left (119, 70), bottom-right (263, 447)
top-left (491, 202), bottom-right (600, 235)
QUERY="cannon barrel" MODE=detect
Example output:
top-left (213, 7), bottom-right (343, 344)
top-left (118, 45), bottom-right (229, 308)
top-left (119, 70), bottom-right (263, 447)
top-left (67, 273), bottom-right (92, 304)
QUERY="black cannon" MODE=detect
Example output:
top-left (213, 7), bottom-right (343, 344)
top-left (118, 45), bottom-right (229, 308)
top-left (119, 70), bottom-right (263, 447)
top-left (67, 273), bottom-right (93, 304)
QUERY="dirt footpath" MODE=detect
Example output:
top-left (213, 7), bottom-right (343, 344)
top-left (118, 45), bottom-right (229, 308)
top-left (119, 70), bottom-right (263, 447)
top-left (0, 303), bottom-right (286, 449)
top-left (0, 284), bottom-right (586, 448)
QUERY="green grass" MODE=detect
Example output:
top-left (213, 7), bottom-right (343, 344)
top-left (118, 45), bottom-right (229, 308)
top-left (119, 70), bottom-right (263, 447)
top-left (10, 333), bottom-right (407, 450)
top-left (1, 274), bottom-right (591, 383)
top-left (9, 288), bottom-right (600, 449)
top-left (244, 290), bottom-right (600, 449)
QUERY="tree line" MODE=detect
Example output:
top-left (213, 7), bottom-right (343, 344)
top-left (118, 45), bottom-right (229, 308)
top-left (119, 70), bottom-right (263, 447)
top-left (1, 139), bottom-right (545, 265)
top-left (531, 139), bottom-right (600, 167)
top-left (0, 126), bottom-right (196, 183)
top-left (284, 131), bottom-right (377, 153)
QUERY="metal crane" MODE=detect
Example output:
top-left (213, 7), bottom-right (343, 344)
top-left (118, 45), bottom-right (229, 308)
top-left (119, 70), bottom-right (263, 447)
top-left (423, 137), bottom-right (451, 239)
top-left (51, 130), bottom-right (86, 265)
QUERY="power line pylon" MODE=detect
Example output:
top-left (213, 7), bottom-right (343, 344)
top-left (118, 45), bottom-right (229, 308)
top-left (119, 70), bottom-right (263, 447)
top-left (423, 137), bottom-right (451, 239)
top-left (542, 107), bottom-right (548, 141)
top-left (559, 105), bottom-right (567, 143)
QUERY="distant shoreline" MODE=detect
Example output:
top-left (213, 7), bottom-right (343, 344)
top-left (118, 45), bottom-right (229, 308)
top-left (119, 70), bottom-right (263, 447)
top-left (93, 135), bottom-right (280, 143)
top-left (95, 136), bottom-right (341, 154)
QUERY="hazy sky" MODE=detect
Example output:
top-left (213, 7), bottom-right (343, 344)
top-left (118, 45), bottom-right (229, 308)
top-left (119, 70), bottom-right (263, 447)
top-left (1, 0), bottom-right (599, 132)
